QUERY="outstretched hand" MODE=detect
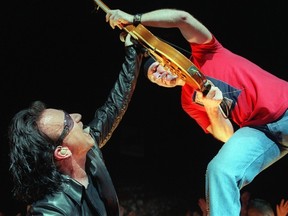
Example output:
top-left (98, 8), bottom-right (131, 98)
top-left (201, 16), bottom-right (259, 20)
top-left (198, 198), bottom-right (208, 216)
top-left (276, 198), bottom-right (288, 216)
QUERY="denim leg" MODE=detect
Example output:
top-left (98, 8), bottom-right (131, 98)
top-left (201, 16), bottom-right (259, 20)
top-left (205, 127), bottom-right (281, 216)
top-left (267, 109), bottom-right (288, 148)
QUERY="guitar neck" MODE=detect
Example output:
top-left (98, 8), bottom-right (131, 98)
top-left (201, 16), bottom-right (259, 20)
top-left (93, 0), bottom-right (209, 94)
top-left (94, 0), bottom-right (126, 31)
top-left (94, 0), bottom-right (110, 13)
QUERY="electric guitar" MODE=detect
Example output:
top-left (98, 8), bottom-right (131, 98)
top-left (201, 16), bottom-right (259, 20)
top-left (94, 0), bottom-right (230, 118)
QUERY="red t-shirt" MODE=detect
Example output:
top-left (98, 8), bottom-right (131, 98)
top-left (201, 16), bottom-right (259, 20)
top-left (181, 36), bottom-right (288, 133)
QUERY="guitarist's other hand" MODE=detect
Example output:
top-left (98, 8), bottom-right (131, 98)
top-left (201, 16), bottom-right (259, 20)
top-left (124, 34), bottom-right (133, 47)
top-left (196, 85), bottom-right (223, 109)
top-left (106, 9), bottom-right (133, 29)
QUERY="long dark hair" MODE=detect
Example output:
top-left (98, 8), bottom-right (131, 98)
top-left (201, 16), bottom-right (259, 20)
top-left (8, 101), bottom-right (64, 204)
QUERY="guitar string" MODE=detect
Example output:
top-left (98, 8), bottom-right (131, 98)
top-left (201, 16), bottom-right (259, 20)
top-left (159, 37), bottom-right (192, 56)
top-left (158, 38), bottom-right (246, 96)
top-left (90, 10), bottom-right (246, 98)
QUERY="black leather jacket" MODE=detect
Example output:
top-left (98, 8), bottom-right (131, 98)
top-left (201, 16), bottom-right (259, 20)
top-left (28, 45), bottom-right (143, 216)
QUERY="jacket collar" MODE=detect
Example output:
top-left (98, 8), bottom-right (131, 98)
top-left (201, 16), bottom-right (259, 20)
top-left (61, 175), bottom-right (84, 206)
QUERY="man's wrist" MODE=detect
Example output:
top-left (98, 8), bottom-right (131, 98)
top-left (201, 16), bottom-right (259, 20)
top-left (133, 13), bottom-right (142, 26)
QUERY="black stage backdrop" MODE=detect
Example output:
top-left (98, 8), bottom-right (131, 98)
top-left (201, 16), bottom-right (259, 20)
top-left (1, 0), bottom-right (288, 214)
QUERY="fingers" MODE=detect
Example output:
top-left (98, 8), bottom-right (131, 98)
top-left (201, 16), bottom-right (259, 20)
top-left (106, 10), bottom-right (124, 29)
top-left (106, 12), bottom-right (120, 29)
top-left (206, 86), bottom-right (223, 101)
top-left (106, 9), bottom-right (133, 29)
top-left (124, 34), bottom-right (133, 46)
top-left (196, 86), bottom-right (223, 109)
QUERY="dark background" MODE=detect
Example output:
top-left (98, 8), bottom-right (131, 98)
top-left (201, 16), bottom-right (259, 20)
top-left (1, 0), bottom-right (288, 214)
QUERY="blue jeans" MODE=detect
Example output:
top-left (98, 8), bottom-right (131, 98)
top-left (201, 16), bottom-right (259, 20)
top-left (205, 110), bottom-right (288, 216)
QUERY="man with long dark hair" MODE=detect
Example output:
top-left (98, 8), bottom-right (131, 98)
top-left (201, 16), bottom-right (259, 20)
top-left (8, 34), bottom-right (143, 215)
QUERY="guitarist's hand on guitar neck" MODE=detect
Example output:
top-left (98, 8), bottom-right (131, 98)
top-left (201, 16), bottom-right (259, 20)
top-left (105, 9), bottom-right (132, 29)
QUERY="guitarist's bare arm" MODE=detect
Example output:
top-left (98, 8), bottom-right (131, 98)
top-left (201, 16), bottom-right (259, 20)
top-left (106, 9), bottom-right (212, 44)
top-left (197, 87), bottom-right (234, 142)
